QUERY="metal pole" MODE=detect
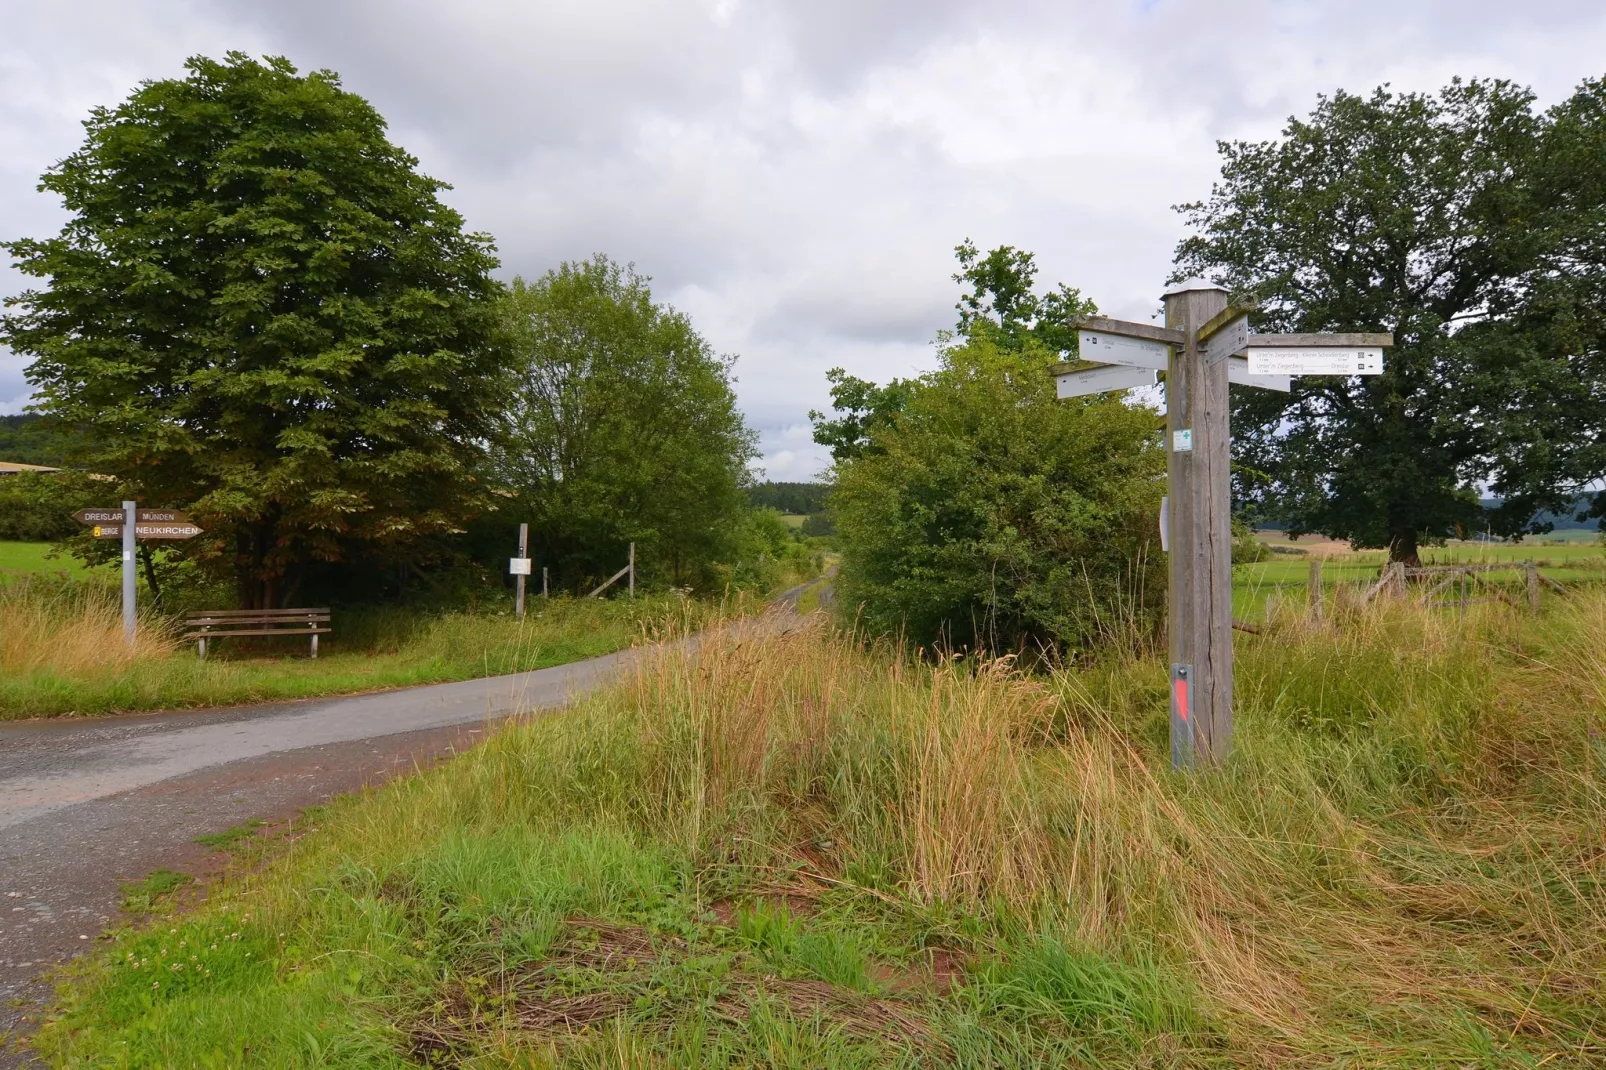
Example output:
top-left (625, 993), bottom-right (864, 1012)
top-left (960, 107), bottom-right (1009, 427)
top-left (516, 522), bottom-right (528, 620)
top-left (1163, 280), bottom-right (1232, 767)
top-left (122, 499), bottom-right (137, 649)
top-left (628, 542), bottom-right (635, 599)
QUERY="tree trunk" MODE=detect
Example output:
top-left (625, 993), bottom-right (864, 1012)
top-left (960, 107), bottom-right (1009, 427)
top-left (1388, 528), bottom-right (1422, 567)
top-left (138, 543), bottom-right (163, 609)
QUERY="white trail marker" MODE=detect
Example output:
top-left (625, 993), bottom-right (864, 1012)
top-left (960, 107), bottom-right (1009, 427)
top-left (1052, 286), bottom-right (1391, 768)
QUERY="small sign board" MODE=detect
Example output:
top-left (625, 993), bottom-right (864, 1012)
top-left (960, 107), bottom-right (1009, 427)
top-left (1201, 314), bottom-right (1249, 365)
top-left (92, 523), bottom-right (203, 540)
top-left (1172, 429), bottom-right (1193, 453)
top-left (509, 557), bottom-right (533, 576)
top-left (1077, 329), bottom-right (1170, 371)
top-left (75, 508), bottom-right (192, 525)
top-left (1055, 363), bottom-right (1156, 398)
top-left (1226, 357), bottom-right (1290, 392)
top-left (1247, 348), bottom-right (1383, 376)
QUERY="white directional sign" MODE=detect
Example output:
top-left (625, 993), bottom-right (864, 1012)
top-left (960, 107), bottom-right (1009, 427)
top-left (1202, 315), bottom-right (1249, 365)
top-left (1226, 356), bottom-right (1290, 392)
top-left (1078, 329), bottom-right (1170, 371)
top-left (1055, 362), bottom-right (1156, 398)
top-left (1247, 347), bottom-right (1383, 376)
top-left (509, 557), bottom-right (532, 575)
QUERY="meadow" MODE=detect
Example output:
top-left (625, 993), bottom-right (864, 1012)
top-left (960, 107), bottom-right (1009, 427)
top-left (35, 590), bottom-right (1606, 1066)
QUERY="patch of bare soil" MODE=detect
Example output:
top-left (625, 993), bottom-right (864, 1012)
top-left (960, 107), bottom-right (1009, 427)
top-left (405, 916), bottom-right (949, 1066)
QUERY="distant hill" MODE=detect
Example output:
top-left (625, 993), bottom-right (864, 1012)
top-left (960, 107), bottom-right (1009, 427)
top-left (0, 415), bottom-right (90, 468)
top-left (746, 481), bottom-right (829, 515)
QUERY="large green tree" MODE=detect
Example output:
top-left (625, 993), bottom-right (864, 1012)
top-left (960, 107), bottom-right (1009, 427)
top-left (1176, 77), bottom-right (1606, 563)
top-left (496, 256), bottom-right (756, 591)
top-left (1, 53), bottom-right (506, 607)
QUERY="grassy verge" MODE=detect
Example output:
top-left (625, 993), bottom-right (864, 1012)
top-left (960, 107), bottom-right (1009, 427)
top-left (34, 591), bottom-right (1606, 1065)
top-left (0, 578), bottom-right (733, 720)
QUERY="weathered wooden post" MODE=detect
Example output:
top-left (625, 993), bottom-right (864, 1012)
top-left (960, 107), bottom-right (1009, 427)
top-left (1309, 557), bottom-right (1324, 621)
top-left (1053, 275), bottom-right (1390, 771)
top-left (1163, 280), bottom-right (1234, 766)
top-left (543, 566), bottom-right (549, 599)
top-left (515, 523), bottom-right (529, 620)
top-left (1526, 562), bottom-right (1540, 612)
top-left (628, 542), bottom-right (635, 599)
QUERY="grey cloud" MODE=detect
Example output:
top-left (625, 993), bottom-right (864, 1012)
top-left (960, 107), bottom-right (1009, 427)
top-left (4, 0), bottom-right (1605, 476)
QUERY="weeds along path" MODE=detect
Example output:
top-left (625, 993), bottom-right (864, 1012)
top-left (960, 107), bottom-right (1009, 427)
top-left (0, 601), bottom-right (814, 1063)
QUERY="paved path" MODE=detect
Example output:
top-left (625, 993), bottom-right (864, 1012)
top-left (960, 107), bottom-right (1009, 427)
top-left (0, 645), bottom-right (642, 1063)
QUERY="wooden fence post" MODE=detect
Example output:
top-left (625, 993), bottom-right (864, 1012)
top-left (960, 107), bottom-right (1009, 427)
top-left (628, 542), bottom-right (635, 599)
top-left (1309, 557), bottom-right (1324, 620)
top-left (1526, 562), bottom-right (1540, 612)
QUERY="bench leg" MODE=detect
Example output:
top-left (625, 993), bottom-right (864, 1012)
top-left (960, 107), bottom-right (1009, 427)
top-left (311, 633), bottom-right (318, 659)
top-left (198, 636), bottom-right (207, 660)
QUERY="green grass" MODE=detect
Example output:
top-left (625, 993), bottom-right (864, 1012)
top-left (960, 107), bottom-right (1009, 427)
top-left (36, 595), bottom-right (1606, 1066)
top-left (1234, 536), bottom-right (1606, 619)
top-left (0, 586), bottom-right (731, 720)
top-left (0, 540), bottom-right (100, 579)
top-left (119, 869), bottom-right (194, 914)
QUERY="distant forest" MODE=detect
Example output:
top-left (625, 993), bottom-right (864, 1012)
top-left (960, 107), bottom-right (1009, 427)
top-left (746, 481), bottom-right (828, 514)
top-left (0, 414), bottom-right (85, 467)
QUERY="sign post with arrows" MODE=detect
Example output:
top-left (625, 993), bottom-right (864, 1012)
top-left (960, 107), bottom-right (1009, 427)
top-left (73, 505), bottom-right (203, 649)
top-left (1053, 281), bottom-right (1391, 768)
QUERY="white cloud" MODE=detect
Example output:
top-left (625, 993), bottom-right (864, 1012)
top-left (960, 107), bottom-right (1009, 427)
top-left (4, 0), bottom-right (1605, 468)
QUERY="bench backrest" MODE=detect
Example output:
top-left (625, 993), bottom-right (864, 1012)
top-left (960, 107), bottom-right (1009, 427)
top-left (185, 609), bottom-right (331, 627)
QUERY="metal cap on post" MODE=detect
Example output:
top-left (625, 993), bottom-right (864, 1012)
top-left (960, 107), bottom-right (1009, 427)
top-left (1162, 278), bottom-right (1233, 767)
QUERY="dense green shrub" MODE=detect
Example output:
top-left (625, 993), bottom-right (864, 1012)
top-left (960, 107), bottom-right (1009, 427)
top-left (830, 335), bottom-right (1165, 653)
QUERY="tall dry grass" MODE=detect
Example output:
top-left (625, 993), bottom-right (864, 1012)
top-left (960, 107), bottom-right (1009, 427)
top-left (395, 590), bottom-right (1606, 1059)
top-left (0, 575), bottom-right (175, 675)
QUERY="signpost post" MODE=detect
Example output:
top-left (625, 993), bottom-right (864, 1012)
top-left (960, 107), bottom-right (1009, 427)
top-left (512, 523), bottom-right (531, 620)
top-left (73, 506), bottom-right (204, 650)
top-left (1052, 281), bottom-right (1391, 768)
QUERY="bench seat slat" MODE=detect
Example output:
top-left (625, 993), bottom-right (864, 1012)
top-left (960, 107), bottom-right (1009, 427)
top-left (183, 628), bottom-right (332, 639)
top-left (183, 610), bottom-right (330, 618)
top-left (185, 616), bottom-right (329, 624)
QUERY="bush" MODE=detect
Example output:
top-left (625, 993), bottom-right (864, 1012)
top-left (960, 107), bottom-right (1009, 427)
top-left (0, 470), bottom-right (103, 541)
top-left (830, 335), bottom-right (1165, 653)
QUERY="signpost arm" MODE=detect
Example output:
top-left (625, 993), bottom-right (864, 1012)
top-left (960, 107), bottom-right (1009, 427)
top-left (1163, 282), bottom-right (1233, 766)
top-left (122, 499), bottom-right (137, 649)
top-left (516, 523), bottom-right (529, 621)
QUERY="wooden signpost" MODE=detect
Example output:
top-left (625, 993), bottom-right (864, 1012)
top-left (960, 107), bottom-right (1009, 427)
top-left (73, 502), bottom-right (203, 648)
top-left (511, 523), bottom-right (532, 620)
top-left (1053, 280), bottom-right (1391, 768)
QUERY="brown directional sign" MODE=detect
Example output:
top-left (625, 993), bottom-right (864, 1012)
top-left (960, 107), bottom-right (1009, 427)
top-left (75, 508), bottom-right (192, 525)
top-left (91, 523), bottom-right (203, 540)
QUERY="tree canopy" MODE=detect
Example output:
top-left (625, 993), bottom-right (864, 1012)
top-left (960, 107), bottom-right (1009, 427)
top-left (1, 52), bottom-right (506, 607)
top-left (811, 239), bottom-right (1095, 463)
top-left (1176, 77), bottom-right (1606, 562)
top-left (495, 256), bottom-right (756, 591)
top-left (821, 243), bottom-right (1161, 653)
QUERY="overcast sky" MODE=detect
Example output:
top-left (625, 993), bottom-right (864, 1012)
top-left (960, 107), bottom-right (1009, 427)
top-left (3, 1), bottom-right (1604, 480)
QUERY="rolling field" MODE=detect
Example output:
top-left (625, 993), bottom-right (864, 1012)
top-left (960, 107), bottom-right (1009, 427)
top-left (0, 540), bottom-right (99, 579)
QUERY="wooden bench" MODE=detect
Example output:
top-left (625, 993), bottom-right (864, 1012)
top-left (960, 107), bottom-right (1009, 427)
top-left (183, 608), bottom-right (331, 659)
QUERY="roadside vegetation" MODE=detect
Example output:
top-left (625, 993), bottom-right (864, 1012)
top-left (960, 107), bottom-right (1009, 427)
top-left (38, 592), bottom-right (1606, 1065)
top-left (0, 576), bottom-right (744, 720)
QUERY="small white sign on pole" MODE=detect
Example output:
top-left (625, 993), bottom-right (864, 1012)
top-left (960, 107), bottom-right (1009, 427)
top-left (509, 558), bottom-right (532, 575)
top-left (1077, 329), bottom-right (1171, 371)
top-left (1055, 363), bottom-right (1156, 398)
top-left (1247, 347), bottom-right (1384, 376)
